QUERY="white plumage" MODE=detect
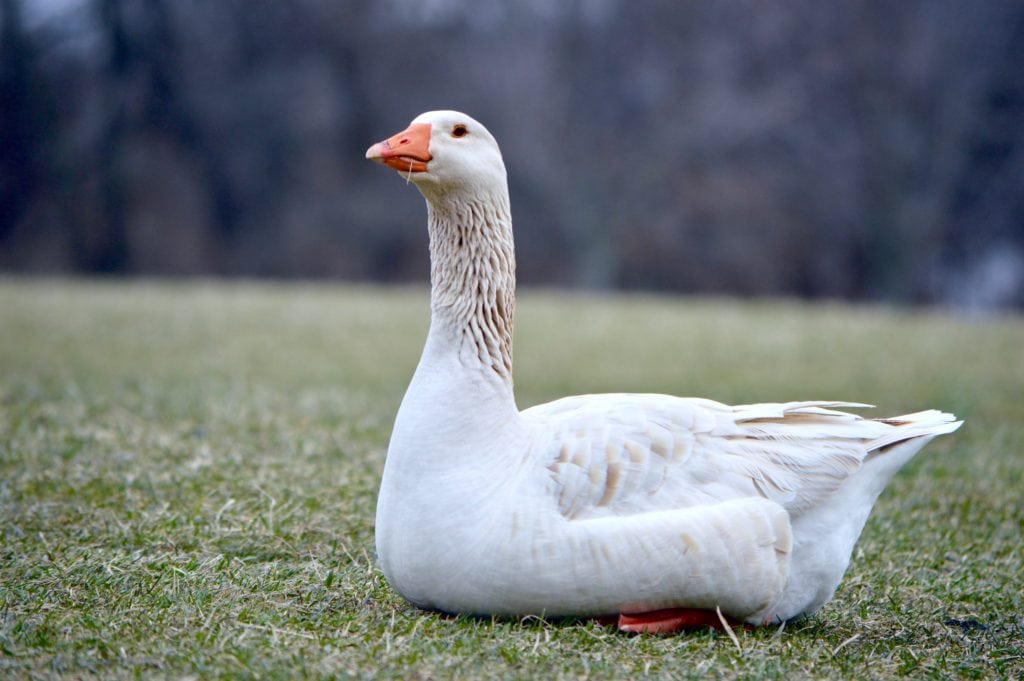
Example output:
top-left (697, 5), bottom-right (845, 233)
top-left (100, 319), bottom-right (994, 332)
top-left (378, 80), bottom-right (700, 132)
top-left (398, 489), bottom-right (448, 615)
top-left (366, 110), bottom-right (962, 629)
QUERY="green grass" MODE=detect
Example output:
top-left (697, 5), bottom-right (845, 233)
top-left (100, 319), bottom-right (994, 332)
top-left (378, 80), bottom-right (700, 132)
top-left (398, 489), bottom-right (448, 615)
top-left (1, 278), bottom-right (1022, 679)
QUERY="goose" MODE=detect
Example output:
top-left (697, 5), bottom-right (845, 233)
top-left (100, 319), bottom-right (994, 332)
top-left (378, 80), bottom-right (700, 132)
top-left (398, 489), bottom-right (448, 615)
top-left (365, 110), bottom-right (962, 633)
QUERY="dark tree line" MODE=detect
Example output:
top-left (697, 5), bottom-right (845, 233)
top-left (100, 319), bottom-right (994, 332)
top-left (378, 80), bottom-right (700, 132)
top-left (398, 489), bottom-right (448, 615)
top-left (2, 0), bottom-right (1022, 307)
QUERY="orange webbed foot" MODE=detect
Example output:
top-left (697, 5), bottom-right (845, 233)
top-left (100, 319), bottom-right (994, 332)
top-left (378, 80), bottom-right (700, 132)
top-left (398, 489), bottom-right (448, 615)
top-left (615, 607), bottom-right (745, 634)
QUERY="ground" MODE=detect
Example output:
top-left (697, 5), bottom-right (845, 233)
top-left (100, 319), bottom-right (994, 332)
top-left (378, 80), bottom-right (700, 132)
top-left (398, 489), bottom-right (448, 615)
top-left (1, 279), bottom-right (1022, 679)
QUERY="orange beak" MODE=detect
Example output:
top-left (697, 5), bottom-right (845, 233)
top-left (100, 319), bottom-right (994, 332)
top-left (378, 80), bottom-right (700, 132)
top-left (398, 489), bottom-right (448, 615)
top-left (365, 123), bottom-right (432, 173)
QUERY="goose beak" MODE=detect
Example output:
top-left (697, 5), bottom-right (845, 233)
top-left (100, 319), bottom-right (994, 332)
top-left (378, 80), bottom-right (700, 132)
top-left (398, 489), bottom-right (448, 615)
top-left (366, 123), bottom-right (433, 173)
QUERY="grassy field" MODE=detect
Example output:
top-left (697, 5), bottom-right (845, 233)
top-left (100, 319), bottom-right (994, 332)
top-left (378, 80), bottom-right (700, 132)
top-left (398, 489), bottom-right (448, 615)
top-left (1, 278), bottom-right (1022, 679)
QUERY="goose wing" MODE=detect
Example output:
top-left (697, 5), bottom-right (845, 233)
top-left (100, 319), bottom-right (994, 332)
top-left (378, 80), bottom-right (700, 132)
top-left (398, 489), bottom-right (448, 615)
top-left (523, 395), bottom-right (955, 519)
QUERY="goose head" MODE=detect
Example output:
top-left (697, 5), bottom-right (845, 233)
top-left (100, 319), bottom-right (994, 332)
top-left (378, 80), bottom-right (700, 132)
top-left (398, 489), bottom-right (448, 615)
top-left (366, 110), bottom-right (507, 200)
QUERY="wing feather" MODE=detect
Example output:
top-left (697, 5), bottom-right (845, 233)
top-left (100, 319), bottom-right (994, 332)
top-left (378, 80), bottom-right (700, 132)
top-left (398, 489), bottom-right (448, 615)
top-left (523, 394), bottom-right (953, 519)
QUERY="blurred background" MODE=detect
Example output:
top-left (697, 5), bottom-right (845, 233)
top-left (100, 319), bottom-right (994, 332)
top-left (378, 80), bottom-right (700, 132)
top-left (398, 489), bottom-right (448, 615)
top-left (2, 0), bottom-right (1022, 308)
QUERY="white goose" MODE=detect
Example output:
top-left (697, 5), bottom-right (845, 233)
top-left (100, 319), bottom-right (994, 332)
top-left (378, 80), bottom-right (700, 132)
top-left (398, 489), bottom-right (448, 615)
top-left (366, 110), bottom-right (962, 632)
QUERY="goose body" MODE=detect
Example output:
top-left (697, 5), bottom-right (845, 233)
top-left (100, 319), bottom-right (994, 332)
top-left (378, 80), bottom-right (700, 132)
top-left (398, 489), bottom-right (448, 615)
top-left (366, 111), bottom-right (961, 628)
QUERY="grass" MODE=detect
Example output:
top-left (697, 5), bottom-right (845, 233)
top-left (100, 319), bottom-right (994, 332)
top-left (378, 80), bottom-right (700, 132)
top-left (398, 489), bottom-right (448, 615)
top-left (1, 278), bottom-right (1022, 679)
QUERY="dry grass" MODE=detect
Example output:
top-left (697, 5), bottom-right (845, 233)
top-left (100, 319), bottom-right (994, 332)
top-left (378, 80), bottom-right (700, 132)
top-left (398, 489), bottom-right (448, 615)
top-left (1, 279), bottom-right (1022, 679)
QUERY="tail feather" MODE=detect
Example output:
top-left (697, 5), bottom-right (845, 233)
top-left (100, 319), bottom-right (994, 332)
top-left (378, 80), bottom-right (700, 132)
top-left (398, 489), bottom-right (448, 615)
top-left (869, 410), bottom-right (962, 451)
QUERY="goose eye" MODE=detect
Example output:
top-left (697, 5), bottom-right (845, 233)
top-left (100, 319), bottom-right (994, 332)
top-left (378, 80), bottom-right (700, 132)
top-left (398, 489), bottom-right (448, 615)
top-left (451, 124), bottom-right (469, 138)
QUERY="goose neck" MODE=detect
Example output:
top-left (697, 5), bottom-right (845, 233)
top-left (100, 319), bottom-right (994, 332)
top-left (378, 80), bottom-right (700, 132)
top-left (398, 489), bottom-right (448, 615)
top-left (425, 188), bottom-right (516, 385)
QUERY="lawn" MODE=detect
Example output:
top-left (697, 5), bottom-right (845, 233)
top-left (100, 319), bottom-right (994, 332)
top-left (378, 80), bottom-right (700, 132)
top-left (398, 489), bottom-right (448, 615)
top-left (1, 279), bottom-right (1022, 679)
